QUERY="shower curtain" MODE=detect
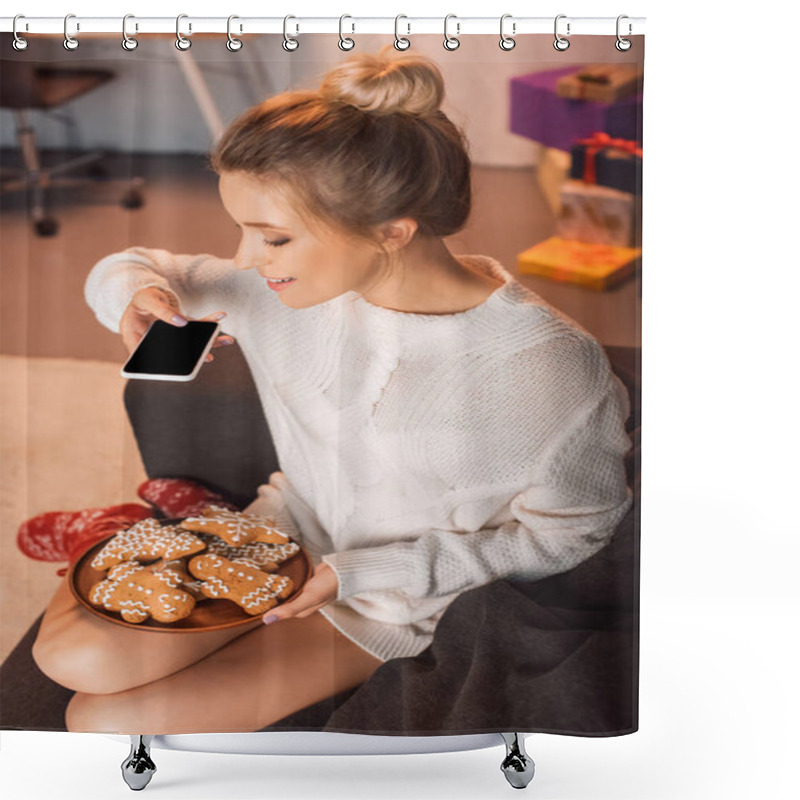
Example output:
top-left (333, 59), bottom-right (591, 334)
top-left (0, 27), bottom-right (643, 737)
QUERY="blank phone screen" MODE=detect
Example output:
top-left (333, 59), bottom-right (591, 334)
top-left (123, 319), bottom-right (218, 376)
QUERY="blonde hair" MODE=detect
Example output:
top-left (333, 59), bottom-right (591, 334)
top-left (208, 44), bottom-right (472, 261)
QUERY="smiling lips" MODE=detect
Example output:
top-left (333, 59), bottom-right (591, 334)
top-left (265, 276), bottom-right (297, 292)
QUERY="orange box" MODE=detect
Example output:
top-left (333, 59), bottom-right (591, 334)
top-left (517, 236), bottom-right (640, 291)
top-left (556, 65), bottom-right (640, 103)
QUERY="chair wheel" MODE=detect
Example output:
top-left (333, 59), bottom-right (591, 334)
top-left (121, 188), bottom-right (144, 209)
top-left (34, 217), bottom-right (59, 237)
top-left (87, 162), bottom-right (109, 179)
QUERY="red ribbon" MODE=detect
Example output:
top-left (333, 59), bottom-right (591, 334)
top-left (575, 132), bottom-right (643, 185)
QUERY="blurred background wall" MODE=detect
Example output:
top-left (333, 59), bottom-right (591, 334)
top-left (1, 33), bottom-right (628, 165)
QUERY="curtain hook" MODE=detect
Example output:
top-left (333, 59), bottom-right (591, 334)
top-left (499, 14), bottom-right (516, 51)
top-left (283, 15), bottom-right (299, 51)
top-left (227, 15), bottom-right (243, 51)
top-left (63, 13), bottom-right (79, 51)
top-left (554, 14), bottom-right (570, 51)
top-left (394, 15), bottom-right (411, 51)
top-left (616, 14), bottom-right (632, 51)
top-left (443, 14), bottom-right (460, 51)
top-left (12, 14), bottom-right (29, 51)
top-left (122, 14), bottom-right (138, 51)
top-left (338, 14), bottom-right (355, 51)
top-left (176, 14), bottom-right (192, 51)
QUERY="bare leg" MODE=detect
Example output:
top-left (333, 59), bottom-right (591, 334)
top-left (33, 490), bottom-right (298, 694)
top-left (32, 574), bottom-right (263, 694)
top-left (65, 610), bottom-right (383, 734)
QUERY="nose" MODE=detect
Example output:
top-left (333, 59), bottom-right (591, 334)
top-left (233, 238), bottom-right (267, 272)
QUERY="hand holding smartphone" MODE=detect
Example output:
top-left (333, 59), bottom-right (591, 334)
top-left (121, 318), bottom-right (222, 381)
top-left (120, 286), bottom-right (235, 381)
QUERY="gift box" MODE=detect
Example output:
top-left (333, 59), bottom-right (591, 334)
top-left (570, 132), bottom-right (643, 194)
top-left (556, 180), bottom-right (641, 248)
top-left (510, 67), bottom-right (643, 152)
top-left (556, 64), bottom-right (640, 103)
top-left (536, 146), bottom-right (571, 215)
top-left (517, 237), bottom-right (640, 291)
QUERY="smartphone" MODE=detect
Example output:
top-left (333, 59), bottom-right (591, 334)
top-left (121, 319), bottom-right (221, 381)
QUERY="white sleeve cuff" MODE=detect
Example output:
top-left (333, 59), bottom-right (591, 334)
top-left (83, 253), bottom-right (177, 333)
top-left (321, 542), bottom-right (421, 601)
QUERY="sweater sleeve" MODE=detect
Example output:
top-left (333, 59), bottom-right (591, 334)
top-left (84, 246), bottom-right (244, 335)
top-left (322, 338), bottom-right (634, 602)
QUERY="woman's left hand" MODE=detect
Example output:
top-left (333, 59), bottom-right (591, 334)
top-left (262, 562), bottom-right (339, 624)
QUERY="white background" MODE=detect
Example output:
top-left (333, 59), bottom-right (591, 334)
top-left (2, 1), bottom-right (798, 799)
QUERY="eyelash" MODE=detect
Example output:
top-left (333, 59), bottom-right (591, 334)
top-left (232, 224), bottom-right (289, 248)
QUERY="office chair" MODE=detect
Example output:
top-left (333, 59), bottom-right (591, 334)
top-left (0, 36), bottom-right (145, 236)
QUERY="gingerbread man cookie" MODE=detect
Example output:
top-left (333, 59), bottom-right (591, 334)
top-left (90, 517), bottom-right (206, 571)
top-left (199, 532), bottom-right (300, 572)
top-left (88, 560), bottom-right (197, 624)
top-left (150, 558), bottom-right (207, 600)
top-left (180, 505), bottom-right (292, 547)
top-left (188, 553), bottom-right (294, 615)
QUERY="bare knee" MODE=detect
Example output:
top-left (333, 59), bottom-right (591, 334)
top-left (66, 693), bottom-right (113, 733)
top-left (32, 581), bottom-right (127, 694)
top-left (32, 615), bottom-right (257, 695)
top-left (66, 691), bottom-right (153, 734)
top-left (32, 633), bottom-right (133, 695)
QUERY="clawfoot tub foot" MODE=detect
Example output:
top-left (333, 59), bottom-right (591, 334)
top-left (500, 733), bottom-right (535, 789)
top-left (121, 735), bottom-right (157, 791)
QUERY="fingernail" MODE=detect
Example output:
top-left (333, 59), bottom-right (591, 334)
top-left (218, 338), bottom-right (234, 346)
top-left (172, 315), bottom-right (188, 326)
top-left (214, 312), bottom-right (227, 320)
top-left (262, 614), bottom-right (279, 626)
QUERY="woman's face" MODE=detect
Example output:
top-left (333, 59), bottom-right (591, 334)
top-left (218, 170), bottom-right (388, 309)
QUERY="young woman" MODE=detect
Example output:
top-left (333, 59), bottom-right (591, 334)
top-left (31, 45), bottom-right (633, 735)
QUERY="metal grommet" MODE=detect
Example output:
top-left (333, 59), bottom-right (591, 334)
top-left (499, 14), bottom-right (516, 50)
top-left (443, 14), bottom-right (460, 51)
top-left (394, 15), bottom-right (410, 50)
top-left (227, 15), bottom-right (243, 51)
top-left (616, 14), bottom-right (632, 51)
top-left (122, 14), bottom-right (138, 51)
top-left (338, 14), bottom-right (355, 51)
top-left (63, 13), bottom-right (79, 51)
top-left (554, 14), bottom-right (570, 51)
top-left (175, 14), bottom-right (192, 50)
top-left (12, 15), bottom-right (29, 51)
top-left (283, 15), bottom-right (299, 52)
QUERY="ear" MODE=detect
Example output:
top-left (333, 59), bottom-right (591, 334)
top-left (375, 217), bottom-right (419, 253)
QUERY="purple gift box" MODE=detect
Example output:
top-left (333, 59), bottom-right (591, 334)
top-left (510, 67), bottom-right (643, 152)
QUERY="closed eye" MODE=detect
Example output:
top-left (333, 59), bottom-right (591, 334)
top-left (230, 223), bottom-right (290, 248)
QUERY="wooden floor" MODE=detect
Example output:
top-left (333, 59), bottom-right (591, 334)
top-left (0, 149), bottom-right (640, 360)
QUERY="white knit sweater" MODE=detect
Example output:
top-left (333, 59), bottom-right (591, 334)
top-left (84, 247), bottom-right (633, 662)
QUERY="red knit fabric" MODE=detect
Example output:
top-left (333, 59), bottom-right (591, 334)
top-left (16, 503), bottom-right (154, 576)
top-left (137, 478), bottom-right (239, 518)
top-left (16, 481), bottom-right (239, 578)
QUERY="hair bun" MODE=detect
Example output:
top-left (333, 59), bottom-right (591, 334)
top-left (318, 44), bottom-right (445, 117)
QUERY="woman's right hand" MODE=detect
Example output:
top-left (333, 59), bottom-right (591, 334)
top-left (120, 286), bottom-right (235, 362)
